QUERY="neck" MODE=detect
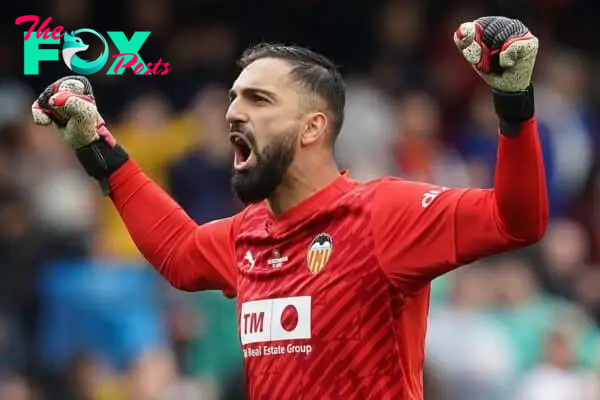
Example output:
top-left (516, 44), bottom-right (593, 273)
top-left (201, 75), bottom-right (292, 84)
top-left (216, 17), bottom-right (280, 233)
top-left (267, 156), bottom-right (340, 216)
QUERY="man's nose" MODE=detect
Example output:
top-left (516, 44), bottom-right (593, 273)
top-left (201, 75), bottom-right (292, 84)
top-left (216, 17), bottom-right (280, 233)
top-left (225, 99), bottom-right (249, 124)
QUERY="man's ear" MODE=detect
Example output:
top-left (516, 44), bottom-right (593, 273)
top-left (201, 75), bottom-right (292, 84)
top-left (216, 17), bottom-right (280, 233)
top-left (300, 112), bottom-right (328, 146)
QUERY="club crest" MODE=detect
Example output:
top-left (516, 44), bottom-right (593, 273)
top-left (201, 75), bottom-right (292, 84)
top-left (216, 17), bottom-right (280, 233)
top-left (307, 233), bottom-right (333, 274)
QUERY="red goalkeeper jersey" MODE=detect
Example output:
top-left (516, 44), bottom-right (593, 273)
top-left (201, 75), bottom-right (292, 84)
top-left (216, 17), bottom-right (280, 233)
top-left (108, 118), bottom-right (548, 399)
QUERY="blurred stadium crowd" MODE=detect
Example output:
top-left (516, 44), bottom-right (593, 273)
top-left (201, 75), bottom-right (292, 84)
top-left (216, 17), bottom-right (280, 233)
top-left (0, 0), bottom-right (598, 399)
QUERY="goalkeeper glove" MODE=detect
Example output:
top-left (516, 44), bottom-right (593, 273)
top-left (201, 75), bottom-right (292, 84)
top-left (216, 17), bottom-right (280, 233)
top-left (32, 76), bottom-right (129, 195)
top-left (454, 16), bottom-right (539, 136)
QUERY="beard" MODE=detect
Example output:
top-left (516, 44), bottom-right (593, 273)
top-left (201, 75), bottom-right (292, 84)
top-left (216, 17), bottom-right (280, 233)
top-left (231, 126), bottom-right (297, 205)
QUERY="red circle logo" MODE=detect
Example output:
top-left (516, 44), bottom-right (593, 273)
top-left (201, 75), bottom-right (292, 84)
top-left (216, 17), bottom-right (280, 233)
top-left (280, 305), bottom-right (299, 332)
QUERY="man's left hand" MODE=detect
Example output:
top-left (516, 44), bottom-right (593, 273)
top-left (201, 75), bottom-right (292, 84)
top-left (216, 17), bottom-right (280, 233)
top-left (454, 16), bottom-right (539, 92)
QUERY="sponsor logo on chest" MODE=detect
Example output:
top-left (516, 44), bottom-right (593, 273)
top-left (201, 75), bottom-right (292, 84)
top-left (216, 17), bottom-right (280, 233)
top-left (240, 296), bottom-right (312, 358)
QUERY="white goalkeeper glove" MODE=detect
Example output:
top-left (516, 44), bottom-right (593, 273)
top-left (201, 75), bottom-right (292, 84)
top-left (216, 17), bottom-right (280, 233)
top-left (454, 16), bottom-right (538, 135)
top-left (454, 16), bottom-right (538, 92)
top-left (31, 76), bottom-right (129, 194)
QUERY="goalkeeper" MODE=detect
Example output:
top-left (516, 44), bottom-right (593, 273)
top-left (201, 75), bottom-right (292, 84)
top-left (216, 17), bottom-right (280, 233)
top-left (31, 17), bottom-right (547, 399)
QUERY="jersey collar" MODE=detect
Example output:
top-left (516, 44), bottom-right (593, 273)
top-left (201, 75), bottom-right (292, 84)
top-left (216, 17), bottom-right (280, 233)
top-left (266, 171), bottom-right (355, 235)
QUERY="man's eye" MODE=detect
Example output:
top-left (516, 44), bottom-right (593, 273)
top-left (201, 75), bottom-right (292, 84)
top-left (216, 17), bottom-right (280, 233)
top-left (252, 95), bottom-right (268, 103)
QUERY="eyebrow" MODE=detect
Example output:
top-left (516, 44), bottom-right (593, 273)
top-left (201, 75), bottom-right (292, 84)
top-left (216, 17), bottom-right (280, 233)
top-left (228, 87), bottom-right (277, 101)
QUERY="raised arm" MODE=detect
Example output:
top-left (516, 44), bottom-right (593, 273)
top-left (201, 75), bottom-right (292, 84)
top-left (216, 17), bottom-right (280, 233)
top-left (371, 117), bottom-right (547, 293)
top-left (370, 17), bottom-right (548, 294)
top-left (453, 117), bottom-right (547, 261)
top-left (31, 75), bottom-right (239, 294)
top-left (108, 159), bottom-right (240, 292)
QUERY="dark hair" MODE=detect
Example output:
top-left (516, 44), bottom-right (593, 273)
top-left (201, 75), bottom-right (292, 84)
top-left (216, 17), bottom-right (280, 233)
top-left (238, 43), bottom-right (346, 142)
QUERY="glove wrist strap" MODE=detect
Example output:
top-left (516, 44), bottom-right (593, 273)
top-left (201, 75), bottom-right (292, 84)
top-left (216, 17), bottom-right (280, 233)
top-left (75, 139), bottom-right (129, 196)
top-left (492, 84), bottom-right (535, 137)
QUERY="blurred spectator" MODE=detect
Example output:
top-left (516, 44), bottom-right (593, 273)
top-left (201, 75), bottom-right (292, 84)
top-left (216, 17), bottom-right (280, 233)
top-left (535, 218), bottom-right (590, 300)
top-left (426, 3), bottom-right (485, 140)
top-left (37, 258), bottom-right (176, 399)
top-left (0, 373), bottom-right (36, 400)
top-left (393, 90), bottom-right (471, 187)
top-left (0, 80), bottom-right (34, 129)
top-left (489, 257), bottom-right (571, 373)
top-left (515, 327), bottom-right (600, 400)
top-left (542, 49), bottom-right (594, 173)
top-left (535, 48), bottom-right (596, 216)
top-left (456, 86), bottom-right (500, 187)
top-left (373, 0), bottom-right (427, 93)
top-left (426, 265), bottom-right (516, 400)
top-left (167, 85), bottom-right (240, 223)
top-left (335, 78), bottom-right (396, 181)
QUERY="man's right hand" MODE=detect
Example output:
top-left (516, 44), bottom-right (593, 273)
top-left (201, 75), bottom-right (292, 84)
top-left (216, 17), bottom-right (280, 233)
top-left (31, 75), bottom-right (114, 149)
top-left (31, 76), bottom-right (129, 194)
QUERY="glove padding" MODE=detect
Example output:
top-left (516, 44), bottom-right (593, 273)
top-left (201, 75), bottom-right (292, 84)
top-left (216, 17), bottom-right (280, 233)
top-left (32, 76), bottom-right (115, 150)
top-left (31, 76), bottom-right (127, 194)
top-left (454, 16), bottom-right (539, 92)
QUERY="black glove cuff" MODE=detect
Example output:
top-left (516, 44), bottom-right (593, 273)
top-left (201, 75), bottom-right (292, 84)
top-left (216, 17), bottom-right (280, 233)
top-left (75, 139), bottom-right (129, 195)
top-left (492, 84), bottom-right (535, 137)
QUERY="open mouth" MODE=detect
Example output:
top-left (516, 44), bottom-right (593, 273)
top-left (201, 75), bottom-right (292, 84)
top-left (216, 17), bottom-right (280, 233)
top-left (229, 132), bottom-right (255, 171)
